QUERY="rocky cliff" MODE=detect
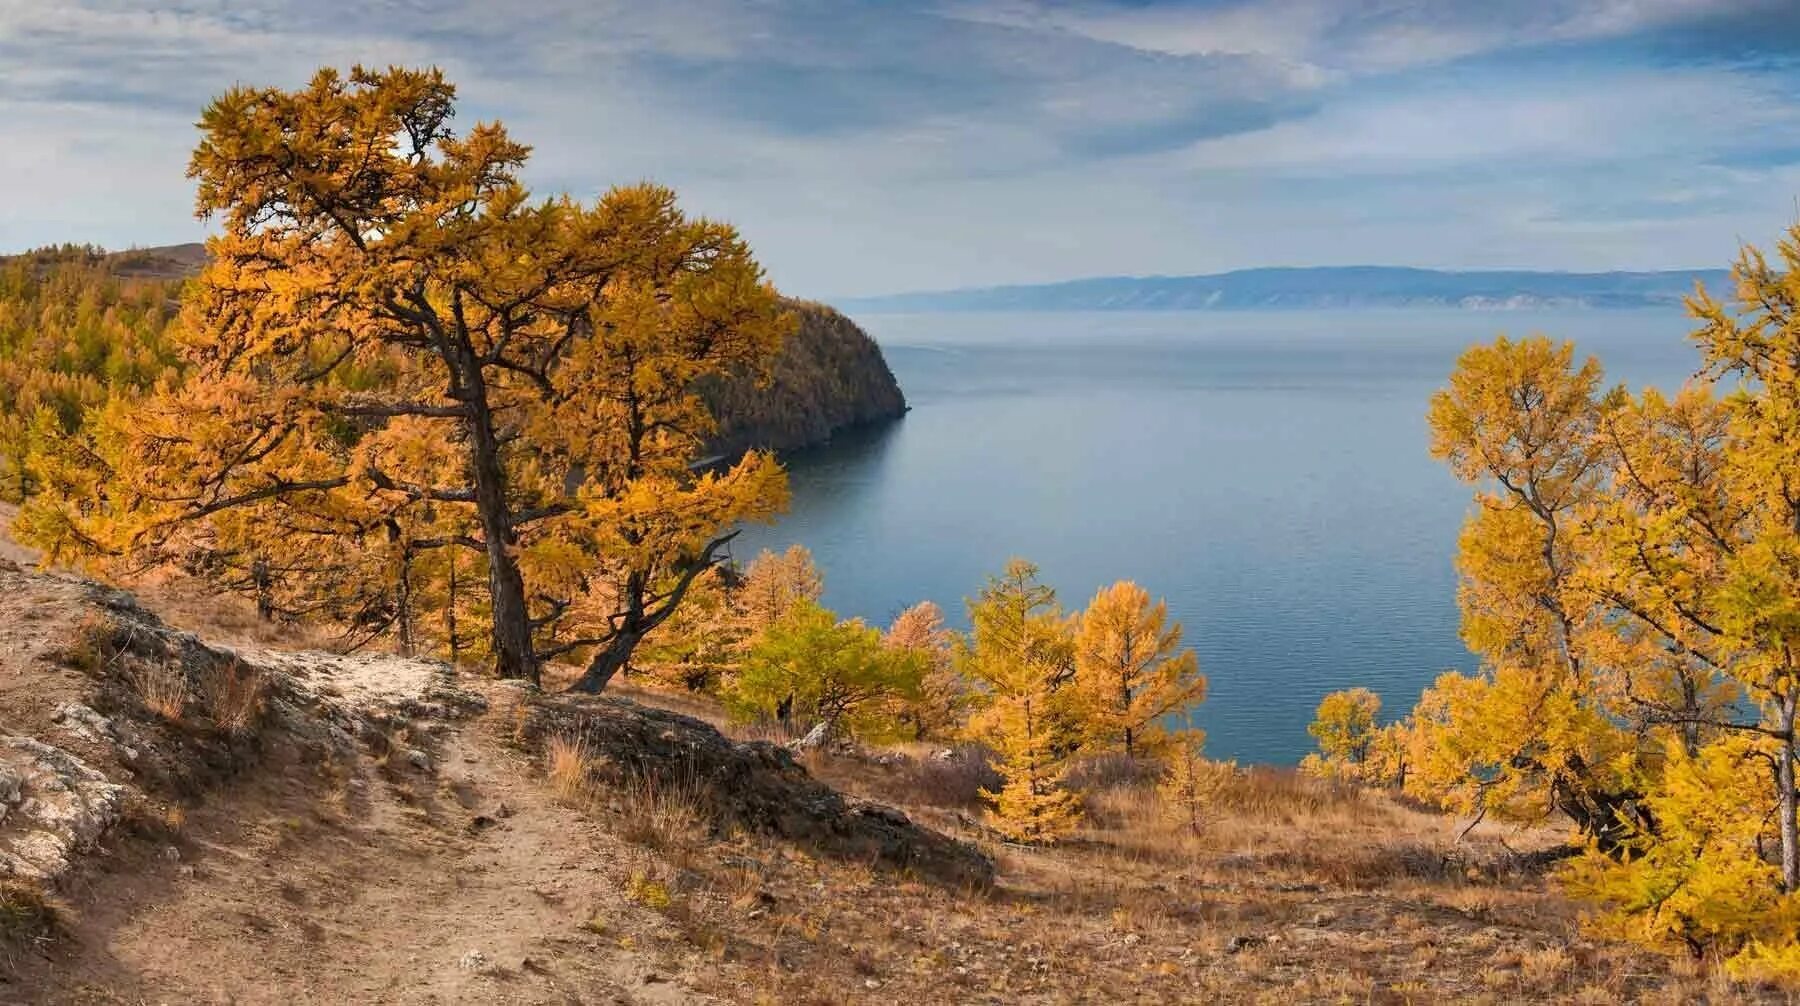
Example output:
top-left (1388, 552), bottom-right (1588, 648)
top-left (24, 247), bottom-right (907, 459)
top-left (702, 300), bottom-right (907, 459)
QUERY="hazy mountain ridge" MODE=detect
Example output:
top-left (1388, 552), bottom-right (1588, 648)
top-left (841, 265), bottom-right (1735, 312)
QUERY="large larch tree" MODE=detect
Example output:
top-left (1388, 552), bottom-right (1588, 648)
top-left (30, 66), bottom-right (791, 687)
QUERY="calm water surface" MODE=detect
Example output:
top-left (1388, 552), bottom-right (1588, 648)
top-left (735, 310), bottom-right (1703, 763)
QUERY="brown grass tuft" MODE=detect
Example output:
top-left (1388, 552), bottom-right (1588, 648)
top-left (202, 659), bottom-right (266, 735)
top-left (545, 734), bottom-right (596, 807)
top-left (58, 613), bottom-right (127, 674)
top-left (893, 745), bottom-right (1001, 809)
top-left (134, 662), bottom-right (190, 721)
top-left (616, 769), bottom-right (710, 854)
top-left (0, 879), bottom-right (64, 958)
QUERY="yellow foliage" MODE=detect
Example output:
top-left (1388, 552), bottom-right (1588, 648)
top-left (961, 560), bottom-right (1084, 843)
top-left (19, 66), bottom-right (792, 687)
top-left (1301, 688), bottom-right (1407, 786)
top-left (883, 600), bottom-right (972, 741)
top-left (735, 545), bottom-right (823, 638)
top-left (1402, 224), bottom-right (1800, 972)
top-left (1562, 735), bottom-right (1800, 972)
top-left (1070, 580), bottom-right (1205, 760)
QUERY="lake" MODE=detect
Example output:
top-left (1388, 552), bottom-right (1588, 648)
top-left (734, 309), bottom-right (1706, 764)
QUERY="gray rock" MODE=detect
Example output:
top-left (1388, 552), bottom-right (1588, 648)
top-left (516, 696), bottom-right (994, 890)
top-left (52, 703), bottom-right (117, 745)
top-left (788, 721), bottom-right (832, 752)
top-left (0, 733), bottom-right (126, 879)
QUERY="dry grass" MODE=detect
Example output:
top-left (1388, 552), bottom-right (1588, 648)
top-left (133, 662), bottom-right (190, 721)
top-left (530, 682), bottom-right (1788, 1002)
top-left (544, 733), bottom-right (597, 807)
top-left (0, 879), bottom-right (64, 966)
top-left (890, 744), bottom-right (1001, 809)
top-left (58, 613), bottom-right (128, 674)
top-left (201, 659), bottom-right (266, 735)
top-left (127, 575), bottom-right (330, 652)
top-left (613, 769), bottom-right (711, 855)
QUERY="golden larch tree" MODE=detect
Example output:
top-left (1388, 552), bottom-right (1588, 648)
top-left (961, 560), bottom-right (1083, 843)
top-left (883, 600), bottom-right (970, 741)
top-left (735, 544), bottom-right (823, 638)
top-left (1411, 335), bottom-right (1647, 848)
top-left (21, 66), bottom-right (791, 687)
top-left (1070, 580), bottom-right (1205, 759)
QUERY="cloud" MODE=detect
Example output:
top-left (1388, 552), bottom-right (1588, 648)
top-left (950, 0), bottom-right (1776, 78)
top-left (1, 0), bottom-right (1799, 295)
top-left (1175, 65), bottom-right (1800, 176)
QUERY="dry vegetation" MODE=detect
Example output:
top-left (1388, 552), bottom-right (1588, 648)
top-left (1, 550), bottom-right (1791, 1003)
top-left (501, 678), bottom-right (1786, 1004)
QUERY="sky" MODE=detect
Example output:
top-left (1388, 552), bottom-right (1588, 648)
top-left (3, 0), bottom-right (1800, 297)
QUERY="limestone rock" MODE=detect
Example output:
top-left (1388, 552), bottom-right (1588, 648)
top-left (0, 734), bottom-right (126, 878)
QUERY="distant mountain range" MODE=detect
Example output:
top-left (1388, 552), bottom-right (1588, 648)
top-left (838, 266), bottom-right (1733, 312)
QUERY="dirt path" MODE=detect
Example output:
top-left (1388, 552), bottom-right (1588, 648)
top-left (18, 697), bottom-right (713, 1005)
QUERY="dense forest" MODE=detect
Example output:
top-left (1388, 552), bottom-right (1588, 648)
top-left (0, 247), bottom-right (904, 486)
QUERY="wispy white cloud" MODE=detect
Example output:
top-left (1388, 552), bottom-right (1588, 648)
top-left (1175, 66), bottom-right (1800, 176)
top-left (949, 0), bottom-right (1769, 78)
top-left (0, 0), bottom-right (1797, 294)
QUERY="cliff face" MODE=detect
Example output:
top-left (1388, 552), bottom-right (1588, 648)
top-left (10, 246), bottom-right (907, 459)
top-left (702, 300), bottom-right (907, 458)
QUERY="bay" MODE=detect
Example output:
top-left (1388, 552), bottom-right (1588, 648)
top-left (734, 309), bottom-right (1705, 764)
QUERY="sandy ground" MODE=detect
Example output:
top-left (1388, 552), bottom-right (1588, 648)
top-left (16, 692), bottom-right (711, 1005)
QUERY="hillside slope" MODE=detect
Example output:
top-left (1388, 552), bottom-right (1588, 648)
top-left (0, 536), bottom-right (1778, 1002)
top-left (2, 245), bottom-right (907, 459)
top-left (0, 553), bottom-right (988, 1003)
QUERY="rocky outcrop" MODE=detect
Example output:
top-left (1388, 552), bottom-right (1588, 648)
top-left (0, 735), bottom-right (125, 879)
top-left (0, 557), bottom-right (987, 903)
top-left (702, 300), bottom-right (907, 458)
top-left (514, 694), bottom-right (994, 890)
top-left (0, 558), bottom-right (487, 887)
top-left (24, 247), bottom-right (907, 460)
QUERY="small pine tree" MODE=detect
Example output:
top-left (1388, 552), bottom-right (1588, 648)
top-left (961, 560), bottom-right (1084, 842)
top-left (883, 600), bottom-right (970, 740)
top-left (1158, 731), bottom-right (1231, 837)
top-left (1301, 687), bottom-right (1401, 784)
top-left (736, 545), bottom-right (823, 638)
top-left (1071, 580), bottom-right (1205, 760)
top-left (980, 689), bottom-right (1084, 843)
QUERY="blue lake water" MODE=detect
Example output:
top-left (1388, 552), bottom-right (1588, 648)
top-left (734, 309), bottom-right (1705, 764)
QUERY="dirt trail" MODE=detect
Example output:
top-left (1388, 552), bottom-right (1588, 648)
top-left (15, 686), bottom-right (713, 1005)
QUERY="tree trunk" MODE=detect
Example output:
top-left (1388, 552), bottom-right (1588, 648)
top-left (462, 367), bottom-right (537, 686)
top-left (252, 555), bottom-right (274, 621)
top-left (445, 549), bottom-right (461, 667)
top-left (1781, 694), bottom-right (1798, 892)
top-left (564, 544), bottom-right (730, 694)
top-left (396, 547), bottom-right (415, 657)
top-left (567, 629), bottom-right (642, 694)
